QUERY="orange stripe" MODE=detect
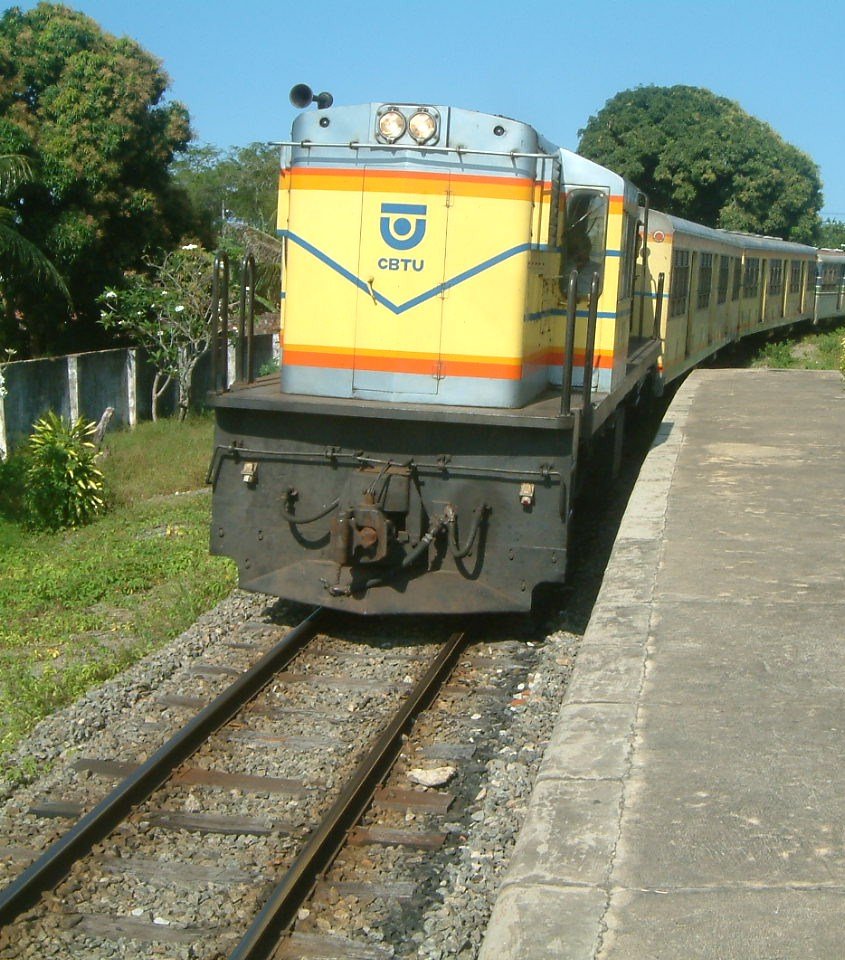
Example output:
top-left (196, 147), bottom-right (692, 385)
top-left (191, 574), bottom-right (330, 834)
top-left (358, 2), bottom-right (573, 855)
top-left (545, 348), bottom-right (615, 369)
top-left (282, 346), bottom-right (614, 378)
top-left (285, 167), bottom-right (548, 201)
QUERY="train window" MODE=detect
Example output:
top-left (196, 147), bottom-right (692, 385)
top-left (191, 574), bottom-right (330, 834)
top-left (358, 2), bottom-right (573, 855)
top-left (789, 261), bottom-right (802, 293)
top-left (717, 255), bottom-right (730, 304)
top-left (821, 263), bottom-right (843, 292)
top-left (669, 249), bottom-right (690, 317)
top-left (743, 258), bottom-right (760, 298)
top-left (697, 253), bottom-right (713, 309)
top-left (731, 257), bottom-right (742, 301)
top-left (768, 259), bottom-right (783, 297)
top-left (808, 262), bottom-right (817, 291)
top-left (562, 189), bottom-right (608, 296)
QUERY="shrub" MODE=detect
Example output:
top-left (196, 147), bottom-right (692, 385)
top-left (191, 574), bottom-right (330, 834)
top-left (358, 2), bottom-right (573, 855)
top-left (25, 413), bottom-right (106, 530)
top-left (0, 451), bottom-right (28, 520)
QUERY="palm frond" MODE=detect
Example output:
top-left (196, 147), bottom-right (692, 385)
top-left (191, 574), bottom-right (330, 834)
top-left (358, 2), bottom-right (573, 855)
top-left (0, 221), bottom-right (70, 301)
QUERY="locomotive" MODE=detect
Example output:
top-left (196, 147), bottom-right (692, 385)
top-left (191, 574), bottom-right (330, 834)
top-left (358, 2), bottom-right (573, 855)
top-left (207, 87), bottom-right (843, 615)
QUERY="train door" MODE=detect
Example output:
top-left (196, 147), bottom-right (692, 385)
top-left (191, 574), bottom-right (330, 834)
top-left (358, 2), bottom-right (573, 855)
top-left (352, 168), bottom-right (450, 396)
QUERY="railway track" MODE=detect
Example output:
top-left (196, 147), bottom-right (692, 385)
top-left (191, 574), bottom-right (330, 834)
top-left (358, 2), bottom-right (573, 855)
top-left (0, 609), bottom-right (483, 958)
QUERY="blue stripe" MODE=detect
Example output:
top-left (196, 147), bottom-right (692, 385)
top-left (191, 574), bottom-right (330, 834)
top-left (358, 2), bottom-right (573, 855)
top-left (525, 308), bottom-right (617, 323)
top-left (281, 230), bottom-right (555, 315)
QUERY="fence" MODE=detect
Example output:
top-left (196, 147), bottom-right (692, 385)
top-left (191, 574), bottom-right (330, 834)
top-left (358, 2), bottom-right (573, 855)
top-left (0, 335), bottom-right (278, 458)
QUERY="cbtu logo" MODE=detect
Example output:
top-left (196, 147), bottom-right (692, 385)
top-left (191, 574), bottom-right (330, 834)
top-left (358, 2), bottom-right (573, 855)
top-left (380, 203), bottom-right (427, 250)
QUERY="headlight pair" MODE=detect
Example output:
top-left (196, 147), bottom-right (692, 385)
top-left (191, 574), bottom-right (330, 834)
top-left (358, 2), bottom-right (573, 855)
top-left (377, 107), bottom-right (438, 145)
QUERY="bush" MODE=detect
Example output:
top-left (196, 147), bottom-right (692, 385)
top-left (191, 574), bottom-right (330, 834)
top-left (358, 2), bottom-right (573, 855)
top-left (24, 413), bottom-right (106, 530)
top-left (0, 452), bottom-right (28, 520)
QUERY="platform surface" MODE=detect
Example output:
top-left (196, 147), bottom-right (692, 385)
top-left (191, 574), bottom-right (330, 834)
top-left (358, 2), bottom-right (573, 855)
top-left (480, 369), bottom-right (845, 959)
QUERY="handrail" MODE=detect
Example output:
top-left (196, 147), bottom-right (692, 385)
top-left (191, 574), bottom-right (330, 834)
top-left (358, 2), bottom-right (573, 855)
top-left (270, 140), bottom-right (553, 160)
top-left (560, 269), bottom-right (578, 415)
top-left (238, 253), bottom-right (256, 384)
top-left (211, 252), bottom-right (230, 393)
top-left (581, 272), bottom-right (601, 434)
top-left (653, 271), bottom-right (665, 339)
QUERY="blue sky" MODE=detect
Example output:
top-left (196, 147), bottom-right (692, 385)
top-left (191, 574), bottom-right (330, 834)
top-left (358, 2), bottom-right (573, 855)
top-left (12, 0), bottom-right (845, 218)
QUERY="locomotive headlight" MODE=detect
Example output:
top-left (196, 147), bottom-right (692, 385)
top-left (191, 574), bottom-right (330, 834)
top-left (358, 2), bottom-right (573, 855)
top-left (378, 110), bottom-right (406, 142)
top-left (408, 111), bottom-right (437, 144)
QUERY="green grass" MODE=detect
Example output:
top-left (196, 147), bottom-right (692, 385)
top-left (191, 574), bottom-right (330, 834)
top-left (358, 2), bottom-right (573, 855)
top-left (0, 414), bottom-right (236, 780)
top-left (751, 320), bottom-right (845, 370)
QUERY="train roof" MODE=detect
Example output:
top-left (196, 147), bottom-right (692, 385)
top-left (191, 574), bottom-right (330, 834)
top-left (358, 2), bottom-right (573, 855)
top-left (649, 209), bottom-right (817, 256)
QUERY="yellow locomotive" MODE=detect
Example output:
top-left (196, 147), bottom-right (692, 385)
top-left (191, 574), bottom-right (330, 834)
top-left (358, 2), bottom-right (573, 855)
top-left (208, 88), bottom-right (841, 615)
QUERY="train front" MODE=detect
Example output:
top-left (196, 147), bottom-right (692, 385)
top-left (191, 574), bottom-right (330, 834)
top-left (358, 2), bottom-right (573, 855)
top-left (209, 91), bottom-right (576, 614)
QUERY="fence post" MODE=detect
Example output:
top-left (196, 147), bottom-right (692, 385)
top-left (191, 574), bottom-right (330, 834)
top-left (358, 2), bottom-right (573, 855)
top-left (0, 390), bottom-right (7, 461)
top-left (67, 355), bottom-right (80, 422)
top-left (126, 349), bottom-right (138, 427)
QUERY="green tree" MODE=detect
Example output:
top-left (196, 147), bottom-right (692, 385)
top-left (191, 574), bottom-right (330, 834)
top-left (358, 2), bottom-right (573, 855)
top-left (0, 152), bottom-right (67, 300)
top-left (99, 242), bottom-right (215, 421)
top-left (172, 142), bottom-right (280, 242)
top-left (577, 86), bottom-right (822, 244)
top-left (0, 2), bottom-right (194, 358)
top-left (818, 219), bottom-right (845, 250)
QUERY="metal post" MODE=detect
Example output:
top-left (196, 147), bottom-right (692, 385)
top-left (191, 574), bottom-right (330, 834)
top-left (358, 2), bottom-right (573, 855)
top-left (561, 270), bottom-right (578, 416)
top-left (653, 271), bottom-right (665, 340)
top-left (638, 195), bottom-right (650, 334)
top-left (211, 252), bottom-right (230, 392)
top-left (241, 253), bottom-right (256, 383)
top-left (581, 272), bottom-right (600, 434)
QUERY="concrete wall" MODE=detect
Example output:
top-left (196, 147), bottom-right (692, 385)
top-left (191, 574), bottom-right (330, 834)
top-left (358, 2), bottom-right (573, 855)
top-left (0, 334), bottom-right (279, 458)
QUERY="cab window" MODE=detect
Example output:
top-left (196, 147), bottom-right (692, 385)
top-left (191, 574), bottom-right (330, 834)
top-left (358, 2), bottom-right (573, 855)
top-left (562, 189), bottom-right (608, 296)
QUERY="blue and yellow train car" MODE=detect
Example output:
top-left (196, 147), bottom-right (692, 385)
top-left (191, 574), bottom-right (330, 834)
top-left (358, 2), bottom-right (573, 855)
top-left (208, 92), bottom-right (660, 614)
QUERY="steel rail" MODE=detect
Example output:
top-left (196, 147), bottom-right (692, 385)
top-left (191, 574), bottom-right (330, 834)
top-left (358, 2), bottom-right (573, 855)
top-left (229, 629), bottom-right (468, 960)
top-left (0, 608), bottom-right (326, 928)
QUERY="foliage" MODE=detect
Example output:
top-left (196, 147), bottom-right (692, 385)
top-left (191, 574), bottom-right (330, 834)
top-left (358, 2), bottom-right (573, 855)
top-left (172, 143), bottom-right (283, 315)
top-left (818, 219), bottom-right (845, 250)
top-left (99, 241), bottom-right (215, 420)
top-left (172, 141), bottom-right (280, 241)
top-left (0, 3), bottom-right (194, 358)
top-left (0, 493), bottom-right (235, 773)
top-left (24, 411), bottom-right (105, 529)
top-left (0, 413), bottom-right (235, 772)
top-left (577, 86), bottom-right (822, 244)
top-left (0, 153), bottom-right (68, 308)
top-left (749, 320), bottom-right (845, 370)
top-left (99, 412), bottom-right (216, 506)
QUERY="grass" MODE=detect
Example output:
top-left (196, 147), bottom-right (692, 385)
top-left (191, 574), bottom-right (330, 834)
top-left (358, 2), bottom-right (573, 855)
top-left (750, 319), bottom-right (845, 370)
top-left (0, 413), bottom-right (236, 780)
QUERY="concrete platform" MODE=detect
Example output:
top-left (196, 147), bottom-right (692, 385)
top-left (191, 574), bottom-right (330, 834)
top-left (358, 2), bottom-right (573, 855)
top-left (479, 369), bottom-right (845, 960)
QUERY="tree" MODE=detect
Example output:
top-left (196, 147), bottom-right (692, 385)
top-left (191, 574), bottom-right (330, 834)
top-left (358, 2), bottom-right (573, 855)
top-left (577, 86), bottom-right (822, 244)
top-left (99, 242), bottom-right (215, 421)
top-left (172, 142), bottom-right (280, 243)
top-left (0, 152), bottom-right (67, 300)
top-left (818, 219), bottom-right (845, 250)
top-left (0, 2), bottom-right (194, 358)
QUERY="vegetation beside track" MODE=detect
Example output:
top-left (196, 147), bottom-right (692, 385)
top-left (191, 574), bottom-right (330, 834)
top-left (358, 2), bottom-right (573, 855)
top-left (749, 319), bottom-right (845, 371)
top-left (0, 414), bottom-right (236, 779)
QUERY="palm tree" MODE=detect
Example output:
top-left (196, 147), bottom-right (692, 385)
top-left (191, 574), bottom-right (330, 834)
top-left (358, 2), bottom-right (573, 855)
top-left (0, 154), bottom-right (68, 300)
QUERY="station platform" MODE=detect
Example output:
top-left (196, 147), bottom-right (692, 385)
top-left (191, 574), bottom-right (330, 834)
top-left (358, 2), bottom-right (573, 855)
top-left (480, 368), bottom-right (845, 960)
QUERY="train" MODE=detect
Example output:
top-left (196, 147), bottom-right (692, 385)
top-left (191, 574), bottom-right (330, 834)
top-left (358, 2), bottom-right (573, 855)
top-left (207, 87), bottom-right (845, 615)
